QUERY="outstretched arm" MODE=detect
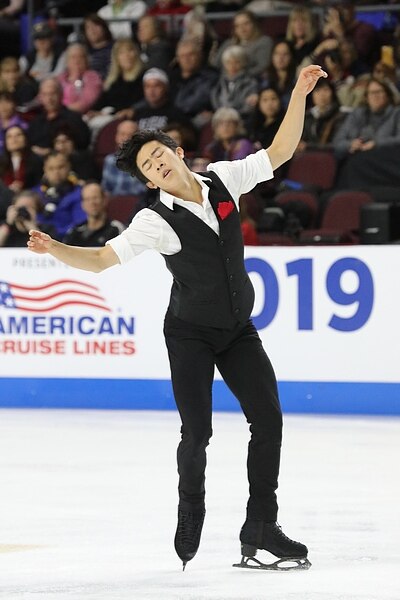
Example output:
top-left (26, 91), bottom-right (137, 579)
top-left (267, 65), bottom-right (327, 171)
top-left (27, 230), bottom-right (120, 273)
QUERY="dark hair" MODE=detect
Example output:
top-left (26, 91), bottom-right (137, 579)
top-left (83, 13), bottom-right (113, 44)
top-left (115, 129), bottom-right (178, 183)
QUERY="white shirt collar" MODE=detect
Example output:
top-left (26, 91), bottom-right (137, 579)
top-left (159, 171), bottom-right (212, 210)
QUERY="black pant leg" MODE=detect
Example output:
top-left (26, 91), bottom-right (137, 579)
top-left (164, 314), bottom-right (215, 511)
top-left (216, 320), bottom-right (282, 522)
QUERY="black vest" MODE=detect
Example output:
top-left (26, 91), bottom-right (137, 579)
top-left (149, 171), bottom-right (255, 329)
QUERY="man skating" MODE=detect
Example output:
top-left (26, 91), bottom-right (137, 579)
top-left (28, 65), bottom-right (327, 571)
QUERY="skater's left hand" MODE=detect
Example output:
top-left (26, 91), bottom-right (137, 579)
top-left (293, 65), bottom-right (328, 97)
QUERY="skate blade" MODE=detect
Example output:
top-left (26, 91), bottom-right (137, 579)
top-left (233, 555), bottom-right (311, 571)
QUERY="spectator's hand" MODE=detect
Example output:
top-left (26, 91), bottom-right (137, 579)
top-left (32, 145), bottom-right (51, 157)
top-left (349, 138), bottom-right (364, 153)
top-left (27, 230), bottom-right (53, 254)
top-left (5, 205), bottom-right (17, 226)
top-left (114, 108), bottom-right (134, 120)
top-left (8, 180), bottom-right (23, 193)
top-left (295, 141), bottom-right (307, 153)
top-left (245, 93), bottom-right (259, 107)
top-left (293, 65), bottom-right (328, 97)
top-left (314, 38), bottom-right (339, 57)
top-left (361, 140), bottom-right (375, 151)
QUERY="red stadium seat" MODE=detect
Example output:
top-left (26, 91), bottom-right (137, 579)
top-left (107, 195), bottom-right (141, 225)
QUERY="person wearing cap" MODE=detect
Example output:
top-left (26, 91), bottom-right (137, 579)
top-left (118, 67), bottom-right (197, 149)
top-left (19, 22), bottom-right (66, 83)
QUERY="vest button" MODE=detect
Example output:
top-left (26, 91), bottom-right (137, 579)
top-left (220, 240), bottom-right (225, 246)
top-left (232, 291), bottom-right (237, 297)
top-left (226, 257), bottom-right (230, 263)
top-left (234, 308), bottom-right (240, 314)
top-left (229, 274), bottom-right (234, 280)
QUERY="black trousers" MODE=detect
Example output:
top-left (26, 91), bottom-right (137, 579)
top-left (163, 311), bottom-right (282, 522)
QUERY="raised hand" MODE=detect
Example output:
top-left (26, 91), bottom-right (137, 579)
top-left (294, 65), bottom-right (328, 97)
top-left (27, 230), bottom-right (53, 254)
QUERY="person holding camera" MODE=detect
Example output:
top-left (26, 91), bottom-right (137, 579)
top-left (0, 190), bottom-right (51, 247)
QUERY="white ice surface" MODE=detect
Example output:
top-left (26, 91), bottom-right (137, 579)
top-left (0, 409), bottom-right (399, 600)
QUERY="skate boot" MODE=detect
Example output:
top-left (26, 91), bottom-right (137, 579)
top-left (174, 507), bottom-right (205, 570)
top-left (234, 520), bottom-right (311, 571)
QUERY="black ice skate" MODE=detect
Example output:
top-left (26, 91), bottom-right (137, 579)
top-left (233, 520), bottom-right (311, 571)
top-left (174, 507), bottom-right (205, 570)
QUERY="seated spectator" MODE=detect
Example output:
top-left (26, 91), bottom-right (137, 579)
top-left (58, 43), bottom-right (103, 114)
top-left (27, 77), bottom-right (91, 157)
top-left (0, 91), bottom-right (27, 154)
top-left (98, 0), bottom-right (146, 40)
top-left (210, 45), bottom-right (258, 119)
top-left (163, 121), bottom-right (197, 153)
top-left (101, 119), bottom-right (147, 197)
top-left (297, 78), bottom-right (345, 153)
top-left (0, 190), bottom-right (53, 248)
top-left (180, 9), bottom-right (218, 66)
top-left (212, 10), bottom-right (273, 78)
top-left (19, 21), bottom-right (66, 83)
top-left (204, 107), bottom-right (254, 162)
top-left (136, 15), bottom-right (174, 72)
top-left (88, 38), bottom-right (144, 133)
top-left (33, 151), bottom-right (85, 239)
top-left (322, 1), bottom-right (378, 68)
top-left (260, 41), bottom-right (297, 109)
top-left (169, 37), bottom-right (218, 128)
top-left (286, 5), bottom-right (320, 68)
top-left (247, 86), bottom-right (285, 150)
top-left (82, 13), bottom-right (114, 81)
top-left (0, 125), bottom-right (43, 193)
top-left (121, 68), bottom-right (197, 147)
top-left (51, 125), bottom-right (99, 183)
top-left (0, 56), bottom-right (38, 110)
top-left (63, 181), bottom-right (124, 246)
top-left (333, 78), bottom-right (400, 162)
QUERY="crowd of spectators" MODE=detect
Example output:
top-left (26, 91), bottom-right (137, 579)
top-left (1, 0), bottom-right (400, 248)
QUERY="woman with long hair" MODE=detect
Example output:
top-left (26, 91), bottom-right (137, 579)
top-left (260, 40), bottom-right (297, 109)
top-left (0, 125), bottom-right (42, 192)
top-left (82, 13), bottom-right (114, 81)
top-left (212, 10), bottom-right (273, 77)
top-left (92, 39), bottom-right (144, 118)
top-left (57, 43), bottom-right (103, 114)
top-left (247, 86), bottom-right (285, 150)
top-left (286, 5), bottom-right (320, 67)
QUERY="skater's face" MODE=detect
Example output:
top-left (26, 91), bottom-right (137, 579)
top-left (137, 141), bottom-right (186, 191)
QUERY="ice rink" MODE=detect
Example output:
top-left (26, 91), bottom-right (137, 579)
top-left (0, 408), bottom-right (399, 600)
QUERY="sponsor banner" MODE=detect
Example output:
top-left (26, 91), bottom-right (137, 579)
top-left (0, 246), bottom-right (399, 412)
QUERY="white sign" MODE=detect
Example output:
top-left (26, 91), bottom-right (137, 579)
top-left (0, 247), bottom-right (399, 384)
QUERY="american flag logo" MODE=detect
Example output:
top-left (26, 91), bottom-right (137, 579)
top-left (0, 279), bottom-right (111, 313)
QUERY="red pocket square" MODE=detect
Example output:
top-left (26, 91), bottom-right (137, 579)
top-left (217, 201), bottom-right (234, 220)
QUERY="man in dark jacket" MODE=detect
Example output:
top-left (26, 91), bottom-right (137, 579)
top-left (28, 77), bottom-right (91, 156)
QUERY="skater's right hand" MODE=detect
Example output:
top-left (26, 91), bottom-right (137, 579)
top-left (27, 230), bottom-right (53, 254)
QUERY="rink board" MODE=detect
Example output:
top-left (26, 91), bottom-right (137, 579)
top-left (0, 247), bottom-right (399, 415)
top-left (0, 377), bottom-right (399, 415)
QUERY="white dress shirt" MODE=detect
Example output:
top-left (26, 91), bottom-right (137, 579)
top-left (107, 149), bottom-right (274, 265)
